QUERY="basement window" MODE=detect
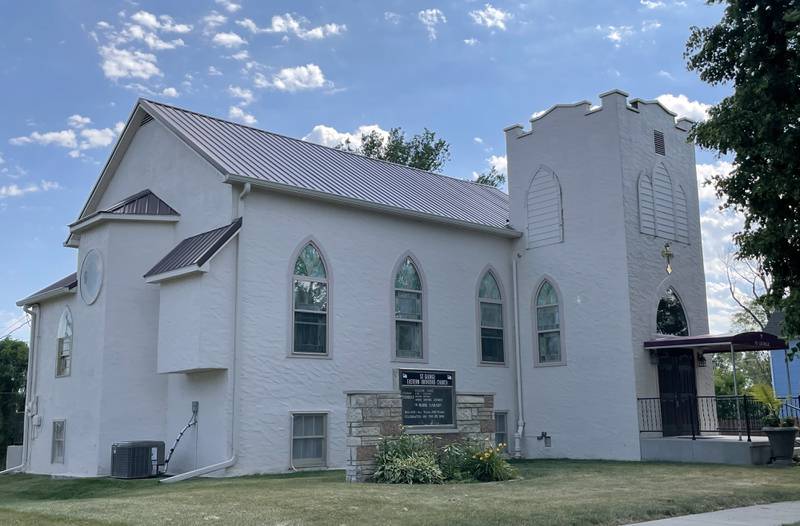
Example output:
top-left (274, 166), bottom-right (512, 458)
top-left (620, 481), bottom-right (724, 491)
top-left (654, 130), bottom-right (666, 156)
top-left (495, 411), bottom-right (508, 452)
top-left (291, 413), bottom-right (327, 468)
top-left (51, 420), bottom-right (66, 464)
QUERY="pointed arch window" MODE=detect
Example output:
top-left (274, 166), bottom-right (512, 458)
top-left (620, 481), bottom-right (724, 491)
top-left (394, 257), bottom-right (423, 360)
top-left (478, 271), bottom-right (504, 364)
top-left (56, 308), bottom-right (73, 377)
top-left (657, 287), bottom-right (689, 336)
top-left (535, 280), bottom-right (563, 365)
top-left (292, 243), bottom-right (328, 355)
top-left (526, 167), bottom-right (563, 249)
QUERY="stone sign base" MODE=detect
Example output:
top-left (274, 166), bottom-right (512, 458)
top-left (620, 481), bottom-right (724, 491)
top-left (345, 391), bottom-right (495, 482)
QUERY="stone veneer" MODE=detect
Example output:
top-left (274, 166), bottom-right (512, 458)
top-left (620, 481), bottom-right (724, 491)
top-left (345, 391), bottom-right (495, 482)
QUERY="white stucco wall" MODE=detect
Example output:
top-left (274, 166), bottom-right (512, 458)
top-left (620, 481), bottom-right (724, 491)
top-left (619, 101), bottom-right (713, 400)
top-left (231, 191), bottom-right (517, 474)
top-left (506, 92), bottom-right (641, 461)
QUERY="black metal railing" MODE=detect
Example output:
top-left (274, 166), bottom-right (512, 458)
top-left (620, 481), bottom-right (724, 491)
top-left (637, 395), bottom-right (800, 442)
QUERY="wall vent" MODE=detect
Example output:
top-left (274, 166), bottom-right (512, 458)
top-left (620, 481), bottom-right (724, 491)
top-left (654, 130), bottom-right (665, 156)
top-left (140, 113), bottom-right (154, 127)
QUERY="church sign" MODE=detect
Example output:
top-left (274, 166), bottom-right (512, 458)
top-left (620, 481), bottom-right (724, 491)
top-left (399, 369), bottom-right (455, 427)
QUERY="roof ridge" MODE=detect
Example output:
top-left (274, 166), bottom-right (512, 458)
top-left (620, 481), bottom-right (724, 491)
top-left (140, 98), bottom-right (506, 195)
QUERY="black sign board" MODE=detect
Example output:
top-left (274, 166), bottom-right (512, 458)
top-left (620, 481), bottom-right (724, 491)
top-left (399, 370), bottom-right (455, 427)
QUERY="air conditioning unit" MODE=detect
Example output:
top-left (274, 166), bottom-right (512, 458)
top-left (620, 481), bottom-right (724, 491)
top-left (111, 441), bottom-right (165, 479)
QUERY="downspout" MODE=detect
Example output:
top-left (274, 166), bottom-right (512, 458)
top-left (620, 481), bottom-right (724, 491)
top-left (511, 251), bottom-right (525, 458)
top-left (161, 182), bottom-right (250, 483)
top-left (1, 305), bottom-right (38, 475)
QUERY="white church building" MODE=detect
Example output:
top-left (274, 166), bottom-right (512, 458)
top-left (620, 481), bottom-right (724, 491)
top-left (11, 89), bottom-right (715, 478)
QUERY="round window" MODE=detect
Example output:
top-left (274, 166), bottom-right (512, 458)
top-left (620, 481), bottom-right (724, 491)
top-left (80, 249), bottom-right (103, 305)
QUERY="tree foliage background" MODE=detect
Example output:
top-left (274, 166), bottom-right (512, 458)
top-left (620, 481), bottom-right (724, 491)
top-left (686, 0), bottom-right (800, 351)
top-left (0, 338), bottom-right (27, 469)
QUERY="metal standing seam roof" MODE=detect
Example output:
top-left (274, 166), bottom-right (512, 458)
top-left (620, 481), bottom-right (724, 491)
top-left (139, 99), bottom-right (511, 231)
top-left (17, 272), bottom-right (78, 306)
top-left (144, 217), bottom-right (242, 278)
top-left (104, 189), bottom-right (179, 216)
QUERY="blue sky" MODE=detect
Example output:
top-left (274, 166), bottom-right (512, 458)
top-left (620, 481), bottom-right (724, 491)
top-left (0, 0), bottom-right (743, 339)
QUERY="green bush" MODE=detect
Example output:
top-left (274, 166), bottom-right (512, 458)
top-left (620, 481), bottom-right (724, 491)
top-left (373, 435), bottom-right (443, 484)
top-left (373, 435), bottom-right (515, 484)
top-left (465, 443), bottom-right (517, 482)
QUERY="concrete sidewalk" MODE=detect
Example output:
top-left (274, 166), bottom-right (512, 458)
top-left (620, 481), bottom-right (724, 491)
top-left (628, 501), bottom-right (800, 525)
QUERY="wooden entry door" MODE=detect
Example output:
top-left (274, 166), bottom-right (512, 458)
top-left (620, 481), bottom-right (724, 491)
top-left (658, 349), bottom-right (698, 436)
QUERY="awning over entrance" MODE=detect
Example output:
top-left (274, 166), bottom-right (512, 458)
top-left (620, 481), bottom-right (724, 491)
top-left (644, 331), bottom-right (787, 353)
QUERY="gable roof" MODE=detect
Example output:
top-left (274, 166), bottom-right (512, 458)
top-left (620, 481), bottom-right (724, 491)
top-left (136, 99), bottom-right (514, 235)
top-left (144, 217), bottom-right (242, 280)
top-left (104, 189), bottom-right (179, 217)
top-left (17, 272), bottom-right (77, 306)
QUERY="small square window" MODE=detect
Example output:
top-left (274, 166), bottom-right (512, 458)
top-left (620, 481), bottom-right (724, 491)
top-left (291, 413), bottom-right (327, 468)
top-left (51, 420), bottom-right (66, 464)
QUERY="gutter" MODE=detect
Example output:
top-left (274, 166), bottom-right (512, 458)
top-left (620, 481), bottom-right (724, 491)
top-left (224, 174), bottom-right (522, 240)
top-left (1, 305), bottom-right (39, 475)
top-left (511, 252), bottom-right (525, 458)
top-left (160, 183), bottom-right (251, 483)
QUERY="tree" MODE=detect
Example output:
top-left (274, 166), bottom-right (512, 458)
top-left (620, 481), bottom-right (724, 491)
top-left (0, 337), bottom-right (27, 469)
top-left (337, 127), bottom-right (451, 173)
top-left (686, 0), bottom-right (800, 352)
top-left (474, 167), bottom-right (507, 188)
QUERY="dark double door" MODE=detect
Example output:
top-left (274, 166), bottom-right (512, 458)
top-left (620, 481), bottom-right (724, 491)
top-left (657, 349), bottom-right (698, 436)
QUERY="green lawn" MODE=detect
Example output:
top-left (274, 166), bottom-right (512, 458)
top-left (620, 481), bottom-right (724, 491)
top-left (0, 460), bottom-right (798, 525)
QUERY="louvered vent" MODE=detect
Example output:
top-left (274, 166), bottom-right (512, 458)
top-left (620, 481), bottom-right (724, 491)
top-left (526, 167), bottom-right (563, 249)
top-left (653, 163), bottom-right (675, 240)
top-left (140, 113), bottom-right (154, 126)
top-left (654, 130), bottom-right (665, 156)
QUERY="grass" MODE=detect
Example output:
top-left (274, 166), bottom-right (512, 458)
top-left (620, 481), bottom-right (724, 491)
top-left (0, 460), bottom-right (798, 525)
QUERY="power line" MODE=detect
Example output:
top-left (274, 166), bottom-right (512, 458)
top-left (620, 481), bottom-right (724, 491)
top-left (1, 318), bottom-right (30, 340)
top-left (1, 313), bottom-right (29, 335)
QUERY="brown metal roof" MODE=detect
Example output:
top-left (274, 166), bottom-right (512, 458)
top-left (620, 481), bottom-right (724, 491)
top-left (138, 99), bottom-right (511, 231)
top-left (644, 331), bottom-right (788, 352)
top-left (144, 217), bottom-right (242, 278)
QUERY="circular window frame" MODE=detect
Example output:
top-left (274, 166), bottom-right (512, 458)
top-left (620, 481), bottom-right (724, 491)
top-left (79, 249), bottom-right (104, 305)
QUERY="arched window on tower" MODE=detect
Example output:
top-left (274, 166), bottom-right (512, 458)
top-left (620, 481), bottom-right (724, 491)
top-left (535, 280), bottom-right (564, 365)
top-left (656, 287), bottom-right (689, 336)
top-left (56, 307), bottom-right (73, 377)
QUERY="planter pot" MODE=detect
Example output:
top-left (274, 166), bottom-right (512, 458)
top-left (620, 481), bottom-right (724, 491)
top-left (763, 427), bottom-right (798, 466)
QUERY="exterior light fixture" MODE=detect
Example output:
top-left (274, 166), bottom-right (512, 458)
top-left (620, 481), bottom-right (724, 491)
top-left (661, 242), bottom-right (673, 274)
top-left (697, 353), bottom-right (707, 367)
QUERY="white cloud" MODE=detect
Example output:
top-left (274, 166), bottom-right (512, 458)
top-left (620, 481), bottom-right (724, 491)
top-left (418, 9), bottom-right (446, 40)
top-left (10, 130), bottom-right (77, 148)
top-left (212, 31), bottom-right (247, 48)
top-left (202, 12), bottom-right (227, 34)
top-left (303, 123), bottom-right (389, 148)
top-left (488, 154), bottom-right (507, 175)
top-left (98, 45), bottom-right (161, 80)
top-left (236, 14), bottom-right (346, 40)
top-left (67, 114), bottom-right (92, 129)
top-left (227, 85), bottom-right (254, 106)
top-left (130, 11), bottom-right (160, 30)
top-left (114, 121), bottom-right (125, 135)
top-left (640, 0), bottom-right (665, 8)
top-left (161, 87), bottom-right (179, 97)
top-left (0, 180), bottom-right (61, 199)
top-left (473, 137), bottom-right (483, 144)
top-left (78, 127), bottom-right (117, 149)
top-left (228, 106), bottom-right (256, 125)
top-left (657, 70), bottom-right (674, 80)
top-left (597, 25), bottom-right (634, 47)
top-left (656, 93), bottom-right (711, 122)
top-left (215, 0), bottom-right (241, 13)
top-left (469, 4), bottom-right (512, 31)
top-left (641, 19), bottom-right (661, 32)
top-left (230, 50), bottom-right (249, 61)
top-left (0, 152), bottom-right (4, 165)
top-left (464, 38), bottom-right (479, 46)
top-left (696, 160), bottom-right (733, 204)
top-left (384, 12), bottom-right (402, 25)
top-left (262, 64), bottom-right (328, 92)
top-left (208, 65), bottom-right (223, 76)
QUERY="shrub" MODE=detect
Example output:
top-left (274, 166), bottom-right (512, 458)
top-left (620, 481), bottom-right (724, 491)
top-left (465, 443), bottom-right (516, 482)
top-left (373, 435), bottom-right (443, 484)
top-left (436, 441), bottom-right (479, 481)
